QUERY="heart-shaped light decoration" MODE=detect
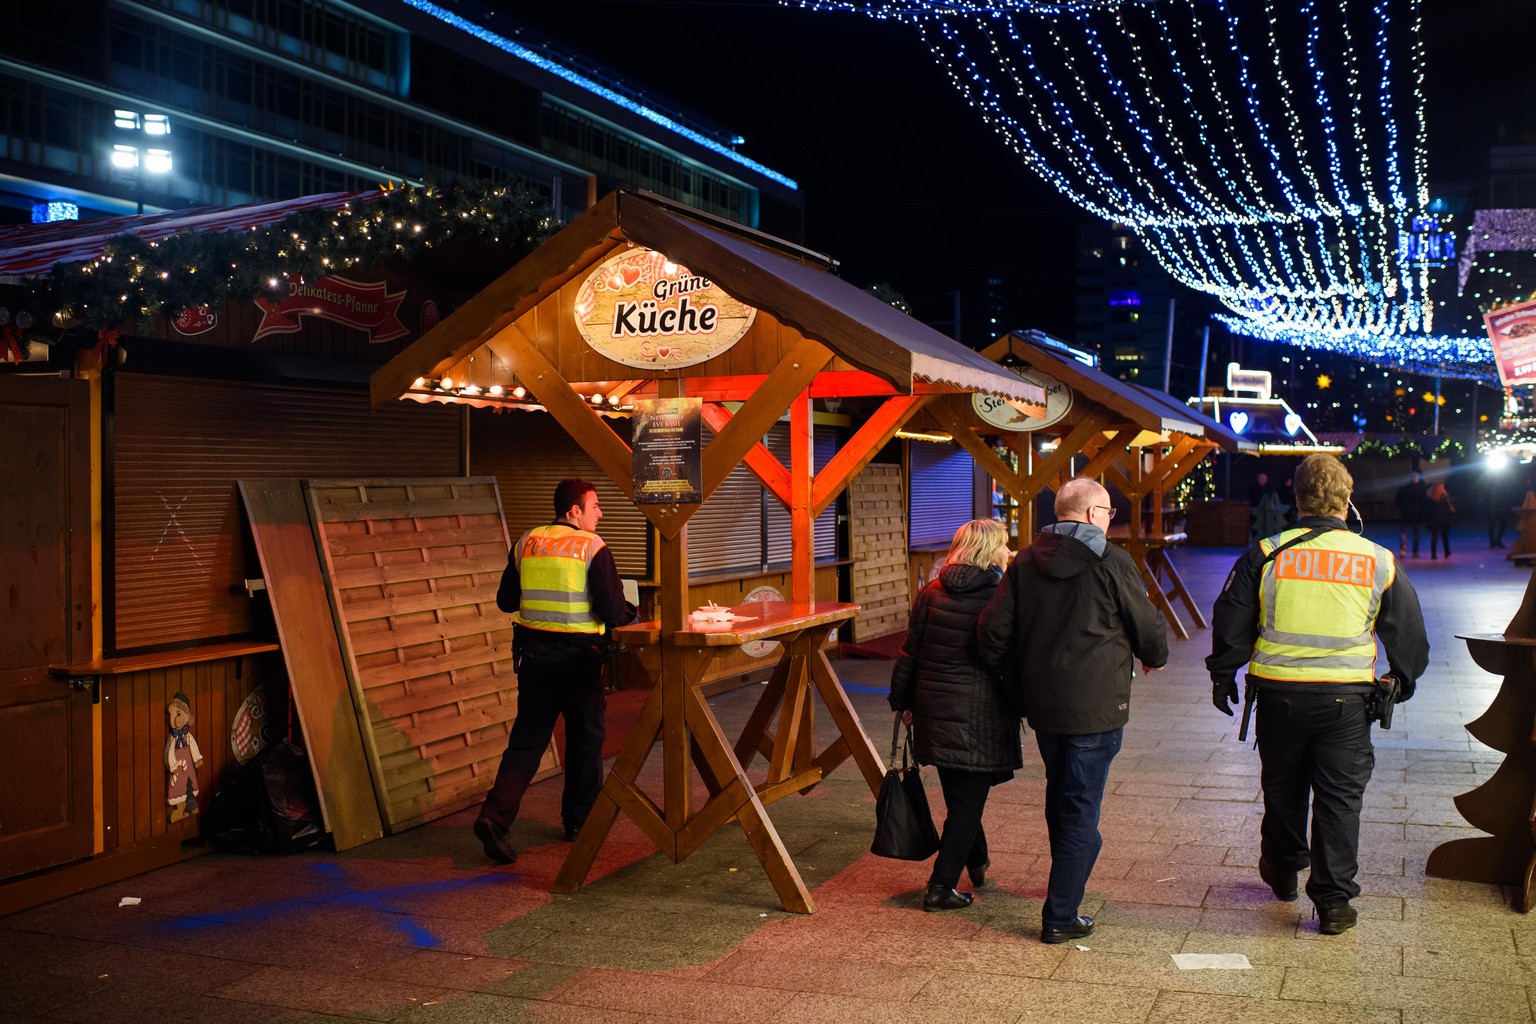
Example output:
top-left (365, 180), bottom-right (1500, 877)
top-left (1284, 412), bottom-right (1303, 436)
top-left (1228, 411), bottom-right (1250, 434)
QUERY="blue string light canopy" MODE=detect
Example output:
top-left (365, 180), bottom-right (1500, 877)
top-left (793, 0), bottom-right (1491, 380)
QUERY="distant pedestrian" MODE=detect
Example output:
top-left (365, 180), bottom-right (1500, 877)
top-left (978, 478), bottom-right (1168, 945)
top-left (1425, 482), bottom-right (1454, 560)
top-left (1485, 464), bottom-right (1513, 549)
top-left (1394, 471), bottom-right (1427, 558)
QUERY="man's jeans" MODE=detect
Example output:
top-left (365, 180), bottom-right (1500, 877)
top-left (1035, 728), bottom-right (1123, 929)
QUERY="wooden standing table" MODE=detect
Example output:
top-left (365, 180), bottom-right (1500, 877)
top-left (552, 601), bottom-right (884, 913)
top-left (1107, 524), bottom-right (1207, 641)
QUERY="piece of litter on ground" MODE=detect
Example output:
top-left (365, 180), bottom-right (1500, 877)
top-left (758, 912), bottom-right (768, 917)
top-left (1073, 944), bottom-right (1091, 951)
top-left (1171, 953), bottom-right (1252, 970)
top-left (117, 897), bottom-right (140, 907)
top-left (1155, 876), bottom-right (1177, 883)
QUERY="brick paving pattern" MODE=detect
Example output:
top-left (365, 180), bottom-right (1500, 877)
top-left (3, 524), bottom-right (1533, 1023)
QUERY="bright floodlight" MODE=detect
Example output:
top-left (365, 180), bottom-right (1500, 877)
top-left (143, 148), bottom-right (172, 174)
top-left (143, 114), bottom-right (170, 136)
top-left (113, 110), bottom-right (139, 130)
top-left (111, 145), bottom-right (139, 169)
top-left (1487, 452), bottom-right (1510, 471)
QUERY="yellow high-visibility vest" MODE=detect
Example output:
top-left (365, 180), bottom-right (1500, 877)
top-left (511, 524), bottom-right (605, 635)
top-left (1249, 526), bottom-right (1394, 683)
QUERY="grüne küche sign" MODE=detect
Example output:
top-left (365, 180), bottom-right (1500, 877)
top-left (574, 247), bottom-right (755, 369)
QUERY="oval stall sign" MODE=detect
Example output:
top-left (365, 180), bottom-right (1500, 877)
top-left (574, 248), bottom-right (756, 369)
top-left (973, 365), bottom-right (1073, 432)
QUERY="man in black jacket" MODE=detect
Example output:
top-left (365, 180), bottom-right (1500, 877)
top-left (978, 478), bottom-right (1169, 944)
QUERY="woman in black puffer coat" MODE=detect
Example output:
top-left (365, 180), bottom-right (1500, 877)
top-left (889, 518), bottom-right (1021, 912)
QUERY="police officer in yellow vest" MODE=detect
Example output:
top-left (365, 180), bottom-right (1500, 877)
top-left (1208, 454), bottom-right (1428, 935)
top-left (474, 478), bottom-right (633, 864)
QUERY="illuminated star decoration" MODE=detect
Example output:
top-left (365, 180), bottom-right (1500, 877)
top-left (794, 0), bottom-right (1492, 380)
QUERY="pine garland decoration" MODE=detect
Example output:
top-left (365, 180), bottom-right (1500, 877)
top-left (4, 180), bottom-right (556, 357)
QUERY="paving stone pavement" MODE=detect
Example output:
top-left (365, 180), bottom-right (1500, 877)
top-left (4, 523), bottom-right (1535, 1023)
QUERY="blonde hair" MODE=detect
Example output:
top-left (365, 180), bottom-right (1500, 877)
top-left (947, 518), bottom-right (1009, 569)
top-left (1294, 454), bottom-right (1353, 517)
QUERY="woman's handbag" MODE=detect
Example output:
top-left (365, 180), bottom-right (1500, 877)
top-left (870, 714), bottom-right (940, 860)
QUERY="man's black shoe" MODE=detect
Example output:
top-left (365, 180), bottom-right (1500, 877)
top-left (473, 817), bottom-right (517, 863)
top-left (562, 825), bottom-right (580, 842)
top-left (1258, 856), bottom-right (1298, 901)
top-left (1040, 916), bottom-right (1095, 944)
top-left (967, 860), bottom-right (989, 888)
top-left (1318, 904), bottom-right (1358, 935)
top-left (922, 883), bottom-right (974, 912)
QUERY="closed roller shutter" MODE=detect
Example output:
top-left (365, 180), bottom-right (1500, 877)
top-left (687, 422), bottom-right (763, 577)
top-left (470, 409), bottom-right (651, 579)
top-left (763, 423), bottom-right (839, 566)
top-left (112, 373), bottom-right (461, 652)
top-left (909, 440), bottom-right (976, 549)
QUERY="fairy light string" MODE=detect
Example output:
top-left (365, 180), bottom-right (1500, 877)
top-left (792, 0), bottom-right (1484, 375)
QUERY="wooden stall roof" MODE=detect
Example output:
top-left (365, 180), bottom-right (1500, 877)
top-left (986, 332), bottom-right (1207, 440)
top-left (371, 189), bottom-right (1046, 412)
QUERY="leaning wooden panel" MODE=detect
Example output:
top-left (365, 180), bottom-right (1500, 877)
top-left (304, 477), bottom-right (558, 833)
top-left (239, 480), bottom-right (387, 851)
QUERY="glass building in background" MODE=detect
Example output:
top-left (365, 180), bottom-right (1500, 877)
top-left (0, 0), bottom-right (801, 233)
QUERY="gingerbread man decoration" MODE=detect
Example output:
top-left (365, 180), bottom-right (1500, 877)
top-left (165, 691), bottom-right (204, 821)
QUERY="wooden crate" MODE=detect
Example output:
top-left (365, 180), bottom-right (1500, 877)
top-left (849, 465), bottom-right (909, 641)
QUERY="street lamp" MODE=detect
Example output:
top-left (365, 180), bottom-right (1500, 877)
top-left (111, 109), bottom-right (172, 214)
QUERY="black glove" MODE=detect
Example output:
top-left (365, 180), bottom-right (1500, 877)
top-left (1212, 677), bottom-right (1239, 715)
top-left (1394, 675), bottom-right (1415, 703)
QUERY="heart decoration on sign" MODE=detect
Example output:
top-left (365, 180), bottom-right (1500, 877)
top-left (1284, 412), bottom-right (1303, 436)
top-left (1228, 411), bottom-right (1250, 434)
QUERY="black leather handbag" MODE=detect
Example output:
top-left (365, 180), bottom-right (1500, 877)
top-left (870, 715), bottom-right (940, 860)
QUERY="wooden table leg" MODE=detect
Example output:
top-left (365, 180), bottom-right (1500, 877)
top-left (1131, 547), bottom-right (1188, 640)
top-left (808, 643), bottom-right (884, 795)
top-left (553, 681), bottom-right (666, 893)
top-left (683, 683), bottom-right (814, 913)
top-left (1153, 546), bottom-right (1208, 630)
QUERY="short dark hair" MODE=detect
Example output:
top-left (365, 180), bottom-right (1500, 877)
top-left (553, 478), bottom-right (597, 519)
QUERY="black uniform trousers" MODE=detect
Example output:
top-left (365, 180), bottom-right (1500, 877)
top-left (1255, 685), bottom-right (1374, 910)
top-left (479, 632), bottom-right (607, 835)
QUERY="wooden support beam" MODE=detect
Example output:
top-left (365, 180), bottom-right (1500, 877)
top-left (1079, 429), bottom-right (1140, 494)
top-left (499, 323), bottom-right (634, 498)
top-left (789, 389), bottom-right (814, 604)
top-left (1027, 410), bottom-right (1114, 497)
top-left (927, 399), bottom-right (1028, 505)
top-left (810, 394), bottom-right (930, 517)
top-left (701, 338), bottom-right (832, 503)
top-left (700, 403), bottom-right (790, 507)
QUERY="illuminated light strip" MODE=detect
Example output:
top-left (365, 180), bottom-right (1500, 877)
top-left (400, 0), bottom-right (798, 190)
top-left (799, 0), bottom-right (1447, 369)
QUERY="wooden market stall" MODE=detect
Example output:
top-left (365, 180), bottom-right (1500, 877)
top-left (371, 189), bottom-right (1046, 912)
top-left (917, 331), bottom-right (1250, 639)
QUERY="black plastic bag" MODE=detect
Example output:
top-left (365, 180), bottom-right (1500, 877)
top-left (204, 740), bottom-right (329, 854)
top-left (870, 716), bottom-right (940, 861)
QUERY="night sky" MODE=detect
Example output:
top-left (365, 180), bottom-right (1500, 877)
top-left (495, 0), bottom-right (1536, 352)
